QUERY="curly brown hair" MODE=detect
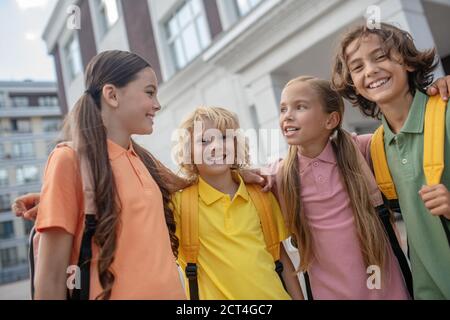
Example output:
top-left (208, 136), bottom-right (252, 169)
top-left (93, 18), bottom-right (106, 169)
top-left (331, 22), bottom-right (437, 119)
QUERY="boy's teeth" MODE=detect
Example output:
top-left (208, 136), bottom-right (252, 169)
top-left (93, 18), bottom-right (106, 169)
top-left (286, 128), bottom-right (298, 132)
top-left (369, 78), bottom-right (388, 89)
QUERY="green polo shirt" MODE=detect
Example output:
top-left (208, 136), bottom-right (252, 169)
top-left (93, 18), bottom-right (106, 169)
top-left (381, 90), bottom-right (450, 299)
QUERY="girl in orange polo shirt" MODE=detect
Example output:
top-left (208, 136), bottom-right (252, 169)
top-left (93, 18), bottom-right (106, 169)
top-left (28, 50), bottom-right (187, 300)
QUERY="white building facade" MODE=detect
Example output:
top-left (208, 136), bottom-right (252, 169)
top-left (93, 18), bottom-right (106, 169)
top-left (43, 0), bottom-right (450, 168)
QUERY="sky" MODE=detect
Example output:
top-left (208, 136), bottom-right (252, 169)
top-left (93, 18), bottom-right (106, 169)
top-left (0, 0), bottom-right (58, 81)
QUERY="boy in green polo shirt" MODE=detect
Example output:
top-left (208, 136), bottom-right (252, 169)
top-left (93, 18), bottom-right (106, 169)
top-left (332, 22), bottom-right (450, 299)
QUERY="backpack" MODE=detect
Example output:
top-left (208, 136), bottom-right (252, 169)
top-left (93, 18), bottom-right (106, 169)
top-left (370, 95), bottom-right (450, 248)
top-left (29, 142), bottom-right (96, 300)
top-left (274, 133), bottom-right (414, 300)
top-left (179, 182), bottom-right (286, 300)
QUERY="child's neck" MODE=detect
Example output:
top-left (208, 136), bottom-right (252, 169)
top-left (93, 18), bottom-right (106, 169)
top-left (200, 170), bottom-right (239, 198)
top-left (107, 131), bottom-right (131, 149)
top-left (378, 90), bottom-right (414, 134)
top-left (298, 135), bottom-right (329, 159)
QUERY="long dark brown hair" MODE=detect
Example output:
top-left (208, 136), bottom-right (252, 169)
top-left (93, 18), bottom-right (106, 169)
top-left (280, 76), bottom-right (390, 273)
top-left (62, 50), bottom-right (178, 300)
top-left (331, 22), bottom-right (437, 119)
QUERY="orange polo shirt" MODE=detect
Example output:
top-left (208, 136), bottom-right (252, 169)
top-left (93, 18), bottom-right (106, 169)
top-left (35, 139), bottom-right (185, 300)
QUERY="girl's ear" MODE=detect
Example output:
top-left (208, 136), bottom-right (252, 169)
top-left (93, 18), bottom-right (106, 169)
top-left (102, 84), bottom-right (119, 108)
top-left (326, 111), bottom-right (341, 131)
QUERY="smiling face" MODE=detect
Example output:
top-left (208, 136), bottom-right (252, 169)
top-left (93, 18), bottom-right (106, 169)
top-left (193, 119), bottom-right (236, 178)
top-left (346, 34), bottom-right (413, 106)
top-left (279, 81), bottom-right (335, 147)
top-left (114, 67), bottom-right (161, 135)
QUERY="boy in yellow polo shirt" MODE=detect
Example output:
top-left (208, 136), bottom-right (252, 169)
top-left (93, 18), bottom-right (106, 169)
top-left (172, 107), bottom-right (303, 300)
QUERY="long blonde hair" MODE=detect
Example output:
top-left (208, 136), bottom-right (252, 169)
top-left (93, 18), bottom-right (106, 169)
top-left (175, 106), bottom-right (250, 181)
top-left (280, 76), bottom-right (389, 273)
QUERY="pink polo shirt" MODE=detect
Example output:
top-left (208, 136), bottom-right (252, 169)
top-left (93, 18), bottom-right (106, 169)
top-left (273, 134), bottom-right (409, 300)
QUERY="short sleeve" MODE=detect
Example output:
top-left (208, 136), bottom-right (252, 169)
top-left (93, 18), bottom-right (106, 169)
top-left (268, 191), bottom-right (289, 242)
top-left (353, 133), bottom-right (374, 166)
top-left (35, 146), bottom-right (83, 235)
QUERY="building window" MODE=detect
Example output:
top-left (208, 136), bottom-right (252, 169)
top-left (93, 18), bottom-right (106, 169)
top-left (235, 0), bottom-right (264, 16)
top-left (65, 34), bottom-right (83, 80)
top-left (0, 221), bottom-right (14, 239)
top-left (0, 247), bottom-right (19, 268)
top-left (0, 194), bottom-right (11, 212)
top-left (11, 96), bottom-right (29, 107)
top-left (11, 119), bottom-right (32, 133)
top-left (42, 117), bottom-right (61, 132)
top-left (0, 93), bottom-right (6, 108)
top-left (0, 143), bottom-right (4, 159)
top-left (12, 142), bottom-right (34, 159)
top-left (16, 165), bottom-right (39, 185)
top-left (38, 96), bottom-right (58, 107)
top-left (46, 140), bottom-right (57, 155)
top-left (96, 0), bottom-right (120, 38)
top-left (0, 169), bottom-right (8, 187)
top-left (165, 0), bottom-right (211, 71)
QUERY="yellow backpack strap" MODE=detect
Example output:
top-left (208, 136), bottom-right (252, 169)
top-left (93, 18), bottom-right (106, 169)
top-left (180, 185), bottom-right (200, 300)
top-left (246, 184), bottom-right (280, 261)
top-left (423, 95), bottom-right (447, 186)
top-left (370, 126), bottom-right (398, 200)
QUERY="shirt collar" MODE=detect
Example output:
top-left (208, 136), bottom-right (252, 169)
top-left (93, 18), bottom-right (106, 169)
top-left (297, 139), bottom-right (336, 166)
top-left (107, 139), bottom-right (137, 160)
top-left (381, 90), bottom-right (427, 144)
top-left (198, 171), bottom-right (249, 206)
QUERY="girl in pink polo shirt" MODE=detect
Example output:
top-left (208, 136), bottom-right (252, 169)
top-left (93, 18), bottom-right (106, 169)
top-left (275, 75), bottom-right (410, 299)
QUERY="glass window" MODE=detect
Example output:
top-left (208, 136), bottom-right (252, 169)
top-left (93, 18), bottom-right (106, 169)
top-left (11, 119), bottom-right (32, 133)
top-left (96, 0), bottom-right (119, 38)
top-left (0, 143), bottom-right (4, 159)
top-left (235, 0), bottom-right (263, 17)
top-left (42, 117), bottom-right (61, 132)
top-left (38, 96), bottom-right (58, 107)
top-left (0, 169), bottom-right (8, 187)
top-left (0, 247), bottom-right (19, 268)
top-left (11, 96), bottom-right (29, 107)
top-left (0, 194), bottom-right (10, 212)
top-left (46, 140), bottom-right (57, 155)
top-left (0, 93), bottom-right (6, 108)
top-left (16, 165), bottom-right (39, 185)
top-left (0, 221), bottom-right (14, 239)
top-left (165, 0), bottom-right (211, 71)
top-left (65, 34), bottom-right (83, 80)
top-left (12, 142), bottom-right (34, 158)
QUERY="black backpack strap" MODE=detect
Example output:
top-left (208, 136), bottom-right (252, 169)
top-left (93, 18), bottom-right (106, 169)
top-left (303, 271), bottom-right (314, 300)
top-left (70, 214), bottom-right (96, 300)
top-left (274, 260), bottom-right (287, 291)
top-left (185, 263), bottom-right (199, 300)
top-left (28, 227), bottom-right (37, 299)
top-left (439, 216), bottom-right (450, 248)
top-left (376, 202), bottom-right (413, 298)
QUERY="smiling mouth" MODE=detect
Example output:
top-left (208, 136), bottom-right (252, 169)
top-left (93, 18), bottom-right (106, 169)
top-left (146, 113), bottom-right (154, 121)
top-left (284, 127), bottom-right (300, 136)
top-left (207, 154), bottom-right (227, 164)
top-left (367, 77), bottom-right (391, 89)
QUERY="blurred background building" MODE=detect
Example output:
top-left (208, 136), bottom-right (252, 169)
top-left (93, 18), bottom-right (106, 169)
top-left (0, 80), bottom-right (62, 286)
top-left (42, 0), bottom-right (450, 167)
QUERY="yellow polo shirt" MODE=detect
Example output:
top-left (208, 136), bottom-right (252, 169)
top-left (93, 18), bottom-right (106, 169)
top-left (172, 174), bottom-right (290, 300)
